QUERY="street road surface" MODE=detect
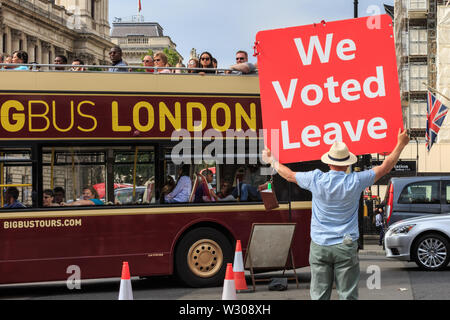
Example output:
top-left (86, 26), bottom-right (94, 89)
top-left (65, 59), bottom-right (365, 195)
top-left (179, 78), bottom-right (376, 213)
top-left (1, 252), bottom-right (449, 300)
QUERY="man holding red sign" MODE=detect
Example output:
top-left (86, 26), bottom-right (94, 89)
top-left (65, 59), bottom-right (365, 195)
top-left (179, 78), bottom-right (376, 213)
top-left (258, 15), bottom-right (409, 300)
top-left (262, 129), bottom-right (409, 300)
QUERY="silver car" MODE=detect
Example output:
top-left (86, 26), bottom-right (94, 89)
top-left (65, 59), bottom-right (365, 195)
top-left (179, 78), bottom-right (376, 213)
top-left (385, 214), bottom-right (450, 271)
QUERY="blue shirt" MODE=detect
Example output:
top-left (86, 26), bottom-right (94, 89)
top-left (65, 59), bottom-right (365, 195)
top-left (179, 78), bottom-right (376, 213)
top-left (165, 176), bottom-right (192, 203)
top-left (295, 169), bottom-right (375, 246)
top-left (14, 66), bottom-right (28, 70)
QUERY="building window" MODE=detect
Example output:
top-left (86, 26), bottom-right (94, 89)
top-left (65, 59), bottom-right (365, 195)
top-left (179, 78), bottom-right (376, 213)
top-left (409, 0), bottom-right (427, 10)
top-left (91, 0), bottom-right (95, 19)
top-left (410, 100), bottom-right (427, 129)
top-left (409, 28), bottom-right (427, 56)
top-left (409, 63), bottom-right (427, 92)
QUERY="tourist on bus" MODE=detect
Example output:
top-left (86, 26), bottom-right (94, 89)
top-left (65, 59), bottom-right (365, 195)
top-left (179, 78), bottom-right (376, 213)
top-left (262, 129), bottom-right (410, 300)
top-left (160, 175), bottom-right (176, 204)
top-left (232, 165), bottom-right (264, 201)
top-left (11, 50), bottom-right (28, 70)
top-left (142, 55), bottom-right (154, 73)
top-left (226, 50), bottom-right (257, 74)
top-left (217, 181), bottom-right (236, 202)
top-left (108, 46), bottom-right (128, 72)
top-left (71, 58), bottom-right (86, 71)
top-left (43, 189), bottom-right (59, 207)
top-left (153, 51), bottom-right (171, 73)
top-left (187, 58), bottom-right (199, 73)
top-left (164, 165), bottom-right (191, 203)
top-left (194, 169), bottom-right (218, 202)
top-left (54, 55), bottom-right (67, 70)
top-left (53, 187), bottom-right (66, 205)
top-left (2, 54), bottom-right (13, 69)
top-left (4, 187), bottom-right (26, 209)
top-left (62, 186), bottom-right (104, 206)
top-left (198, 51), bottom-right (215, 74)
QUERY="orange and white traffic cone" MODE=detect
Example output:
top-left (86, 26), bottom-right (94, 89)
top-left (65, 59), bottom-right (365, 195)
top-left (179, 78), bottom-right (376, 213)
top-left (233, 240), bottom-right (248, 291)
top-left (222, 263), bottom-right (237, 300)
top-left (118, 261), bottom-right (133, 300)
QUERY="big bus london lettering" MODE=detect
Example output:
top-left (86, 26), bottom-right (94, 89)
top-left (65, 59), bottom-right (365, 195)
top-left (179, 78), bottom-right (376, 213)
top-left (0, 71), bottom-right (317, 287)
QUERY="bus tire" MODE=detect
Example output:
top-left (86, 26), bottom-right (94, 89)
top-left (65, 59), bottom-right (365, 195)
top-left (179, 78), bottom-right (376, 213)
top-left (175, 227), bottom-right (233, 287)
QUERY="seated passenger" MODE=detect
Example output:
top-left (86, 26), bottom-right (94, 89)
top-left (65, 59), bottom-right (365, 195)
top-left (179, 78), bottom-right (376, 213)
top-left (160, 175), bottom-right (176, 204)
top-left (53, 186), bottom-right (66, 205)
top-left (232, 165), bottom-right (266, 201)
top-left (43, 189), bottom-right (59, 207)
top-left (164, 165), bottom-right (192, 203)
top-left (54, 55), bottom-right (68, 71)
top-left (187, 58), bottom-right (199, 73)
top-left (217, 181), bottom-right (236, 202)
top-left (226, 50), bottom-right (257, 74)
top-left (62, 186), bottom-right (104, 206)
top-left (108, 46), bottom-right (128, 72)
top-left (71, 58), bottom-right (86, 71)
top-left (4, 187), bottom-right (26, 208)
top-left (198, 51), bottom-right (216, 74)
top-left (12, 50), bottom-right (29, 70)
top-left (142, 55), bottom-right (154, 73)
top-left (194, 169), bottom-right (218, 202)
top-left (153, 51), bottom-right (171, 73)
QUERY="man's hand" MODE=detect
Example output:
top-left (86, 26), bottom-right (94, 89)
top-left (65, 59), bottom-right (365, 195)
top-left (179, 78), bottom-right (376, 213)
top-left (398, 129), bottom-right (410, 147)
top-left (262, 148), bottom-right (274, 165)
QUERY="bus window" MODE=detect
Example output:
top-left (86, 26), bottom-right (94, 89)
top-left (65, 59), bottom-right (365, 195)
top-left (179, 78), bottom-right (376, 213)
top-left (43, 147), bottom-right (106, 205)
top-left (113, 147), bottom-right (155, 205)
top-left (0, 150), bottom-right (32, 208)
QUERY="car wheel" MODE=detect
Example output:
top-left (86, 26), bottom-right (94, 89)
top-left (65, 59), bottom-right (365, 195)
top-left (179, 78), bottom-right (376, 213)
top-left (175, 227), bottom-right (233, 287)
top-left (413, 233), bottom-right (450, 271)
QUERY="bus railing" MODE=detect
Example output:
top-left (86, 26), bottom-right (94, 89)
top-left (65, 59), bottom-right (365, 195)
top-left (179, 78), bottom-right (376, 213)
top-left (0, 63), bottom-right (249, 75)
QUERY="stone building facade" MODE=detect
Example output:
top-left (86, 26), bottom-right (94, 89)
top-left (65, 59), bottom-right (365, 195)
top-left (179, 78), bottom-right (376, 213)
top-left (110, 18), bottom-right (181, 66)
top-left (0, 0), bottom-right (114, 65)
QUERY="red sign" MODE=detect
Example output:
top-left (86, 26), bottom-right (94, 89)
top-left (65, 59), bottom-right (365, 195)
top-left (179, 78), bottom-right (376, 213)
top-left (256, 15), bottom-right (403, 164)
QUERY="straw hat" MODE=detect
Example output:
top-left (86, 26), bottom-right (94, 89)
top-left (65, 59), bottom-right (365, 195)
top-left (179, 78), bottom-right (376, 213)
top-left (321, 141), bottom-right (357, 166)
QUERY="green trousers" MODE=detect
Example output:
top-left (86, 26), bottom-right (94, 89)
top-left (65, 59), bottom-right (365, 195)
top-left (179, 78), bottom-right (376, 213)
top-left (309, 240), bottom-right (360, 300)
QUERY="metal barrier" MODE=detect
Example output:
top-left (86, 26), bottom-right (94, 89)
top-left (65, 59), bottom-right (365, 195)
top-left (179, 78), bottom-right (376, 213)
top-left (0, 63), bottom-right (247, 75)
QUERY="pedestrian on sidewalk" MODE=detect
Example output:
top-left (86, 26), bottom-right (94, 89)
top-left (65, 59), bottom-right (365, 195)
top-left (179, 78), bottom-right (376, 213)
top-left (375, 206), bottom-right (385, 246)
top-left (262, 129), bottom-right (409, 300)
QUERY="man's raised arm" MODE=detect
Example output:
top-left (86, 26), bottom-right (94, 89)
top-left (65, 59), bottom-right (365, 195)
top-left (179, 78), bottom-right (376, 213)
top-left (262, 149), bottom-right (297, 183)
top-left (372, 129), bottom-right (410, 183)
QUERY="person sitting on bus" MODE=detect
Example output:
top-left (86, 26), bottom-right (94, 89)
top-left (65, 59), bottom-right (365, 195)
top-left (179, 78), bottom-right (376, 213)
top-left (187, 58), bottom-right (199, 73)
top-left (53, 187), bottom-right (66, 205)
top-left (194, 169), bottom-right (218, 202)
top-left (153, 51), bottom-right (171, 73)
top-left (12, 50), bottom-right (29, 70)
top-left (108, 46), bottom-right (128, 72)
top-left (198, 51), bottom-right (216, 74)
top-left (232, 165), bottom-right (265, 201)
top-left (43, 189), bottom-right (60, 207)
top-left (4, 187), bottom-right (26, 209)
top-left (160, 175), bottom-right (176, 203)
top-left (217, 181), bottom-right (236, 202)
top-left (54, 55), bottom-right (67, 71)
top-left (62, 186), bottom-right (104, 206)
top-left (142, 55), bottom-right (154, 73)
top-left (164, 165), bottom-right (192, 203)
top-left (71, 58), bottom-right (86, 72)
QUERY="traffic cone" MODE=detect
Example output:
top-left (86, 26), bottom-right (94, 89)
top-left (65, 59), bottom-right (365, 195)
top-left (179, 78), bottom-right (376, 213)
top-left (222, 263), bottom-right (237, 300)
top-left (233, 240), bottom-right (248, 291)
top-left (118, 261), bottom-right (133, 300)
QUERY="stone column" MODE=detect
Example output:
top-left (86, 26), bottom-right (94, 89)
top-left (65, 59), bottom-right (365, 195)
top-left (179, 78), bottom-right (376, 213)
top-left (11, 29), bottom-right (21, 52)
top-left (4, 25), bottom-right (11, 55)
top-left (27, 36), bottom-right (37, 62)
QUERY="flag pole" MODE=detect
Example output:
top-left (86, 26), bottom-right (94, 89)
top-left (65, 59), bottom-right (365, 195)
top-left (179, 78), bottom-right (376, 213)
top-left (422, 82), bottom-right (450, 102)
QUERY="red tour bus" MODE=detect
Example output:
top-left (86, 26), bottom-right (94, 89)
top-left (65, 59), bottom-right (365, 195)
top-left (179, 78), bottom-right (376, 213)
top-left (0, 67), bottom-right (323, 287)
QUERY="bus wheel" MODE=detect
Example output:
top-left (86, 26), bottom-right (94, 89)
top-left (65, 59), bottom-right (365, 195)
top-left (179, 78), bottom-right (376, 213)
top-left (175, 227), bottom-right (233, 287)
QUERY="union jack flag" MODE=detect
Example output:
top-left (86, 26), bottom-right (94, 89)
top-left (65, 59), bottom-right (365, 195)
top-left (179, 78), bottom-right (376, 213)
top-left (426, 91), bottom-right (449, 152)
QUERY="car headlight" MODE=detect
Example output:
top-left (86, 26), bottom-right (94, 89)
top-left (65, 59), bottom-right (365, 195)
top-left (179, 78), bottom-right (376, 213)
top-left (390, 224), bottom-right (416, 235)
